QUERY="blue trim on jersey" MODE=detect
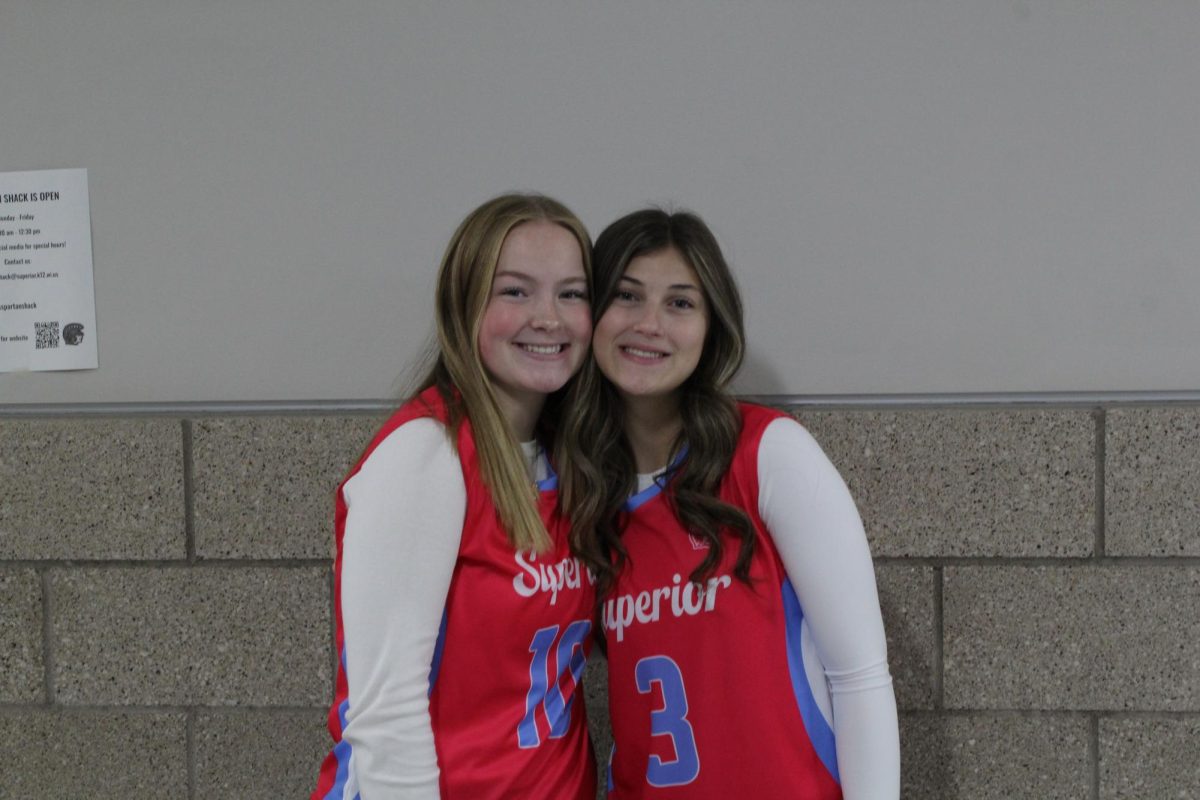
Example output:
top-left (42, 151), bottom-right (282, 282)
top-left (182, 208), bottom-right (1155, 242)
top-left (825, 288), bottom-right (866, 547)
top-left (428, 607), bottom-right (449, 696)
top-left (323, 648), bottom-right (358, 800)
top-left (623, 447), bottom-right (689, 512)
top-left (782, 581), bottom-right (840, 784)
top-left (606, 742), bottom-right (615, 794)
top-left (625, 479), bottom-right (663, 512)
top-left (537, 449), bottom-right (559, 492)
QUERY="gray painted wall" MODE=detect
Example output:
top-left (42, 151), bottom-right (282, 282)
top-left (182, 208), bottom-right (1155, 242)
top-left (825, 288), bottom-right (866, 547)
top-left (3, 1), bottom-right (1200, 404)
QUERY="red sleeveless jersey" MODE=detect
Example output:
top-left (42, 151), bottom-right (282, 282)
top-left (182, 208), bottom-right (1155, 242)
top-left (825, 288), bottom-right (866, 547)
top-left (602, 403), bottom-right (842, 799)
top-left (314, 387), bottom-right (597, 799)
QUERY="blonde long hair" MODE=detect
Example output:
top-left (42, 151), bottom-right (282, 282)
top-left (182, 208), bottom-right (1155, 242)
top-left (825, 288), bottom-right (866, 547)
top-left (416, 193), bottom-right (592, 553)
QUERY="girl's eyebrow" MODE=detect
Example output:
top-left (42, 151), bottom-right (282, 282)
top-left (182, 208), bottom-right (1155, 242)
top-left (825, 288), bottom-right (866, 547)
top-left (493, 270), bottom-right (533, 281)
top-left (618, 275), bottom-right (701, 292)
top-left (495, 270), bottom-right (586, 285)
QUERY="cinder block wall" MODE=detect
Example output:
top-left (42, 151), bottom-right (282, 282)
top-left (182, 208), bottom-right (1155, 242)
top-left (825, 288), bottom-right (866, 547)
top-left (2, 405), bottom-right (1198, 798)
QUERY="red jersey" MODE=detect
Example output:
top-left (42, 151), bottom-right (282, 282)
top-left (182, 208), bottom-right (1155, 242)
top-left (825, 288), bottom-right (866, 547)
top-left (314, 387), bottom-right (596, 799)
top-left (602, 403), bottom-right (841, 799)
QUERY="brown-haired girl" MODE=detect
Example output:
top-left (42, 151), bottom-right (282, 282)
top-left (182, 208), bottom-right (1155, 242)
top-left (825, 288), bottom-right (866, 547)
top-left (562, 208), bottom-right (899, 799)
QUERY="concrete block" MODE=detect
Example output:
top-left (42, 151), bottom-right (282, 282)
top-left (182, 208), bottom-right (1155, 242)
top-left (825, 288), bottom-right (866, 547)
top-left (50, 566), bottom-right (331, 706)
top-left (192, 415), bottom-right (381, 559)
top-left (876, 564), bottom-right (936, 710)
top-left (796, 409), bottom-right (1094, 557)
top-left (0, 569), bottom-right (43, 702)
top-left (195, 709), bottom-right (330, 799)
top-left (1106, 407), bottom-right (1200, 556)
top-left (944, 566), bottom-right (1200, 710)
top-left (0, 710), bottom-right (186, 798)
top-left (0, 418), bottom-right (184, 559)
top-left (1100, 717), bottom-right (1200, 799)
top-left (901, 713), bottom-right (1090, 799)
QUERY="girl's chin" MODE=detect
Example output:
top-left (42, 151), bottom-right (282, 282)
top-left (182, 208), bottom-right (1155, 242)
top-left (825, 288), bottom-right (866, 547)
top-left (613, 385), bottom-right (683, 405)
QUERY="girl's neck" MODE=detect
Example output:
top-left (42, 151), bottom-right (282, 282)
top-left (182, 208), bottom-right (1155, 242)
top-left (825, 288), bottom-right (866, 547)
top-left (494, 390), bottom-right (545, 442)
top-left (622, 394), bottom-right (684, 473)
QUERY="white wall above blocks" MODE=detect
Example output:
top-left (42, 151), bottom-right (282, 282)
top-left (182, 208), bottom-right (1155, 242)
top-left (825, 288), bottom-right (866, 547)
top-left (3, 1), bottom-right (1199, 403)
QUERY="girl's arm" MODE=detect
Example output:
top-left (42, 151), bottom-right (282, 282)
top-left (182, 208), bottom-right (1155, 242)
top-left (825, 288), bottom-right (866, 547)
top-left (339, 417), bottom-right (466, 798)
top-left (757, 417), bottom-right (900, 800)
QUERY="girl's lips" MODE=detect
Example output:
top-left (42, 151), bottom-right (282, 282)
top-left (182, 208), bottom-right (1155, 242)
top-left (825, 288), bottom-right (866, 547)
top-left (515, 342), bottom-right (567, 356)
top-left (620, 345), bottom-right (668, 361)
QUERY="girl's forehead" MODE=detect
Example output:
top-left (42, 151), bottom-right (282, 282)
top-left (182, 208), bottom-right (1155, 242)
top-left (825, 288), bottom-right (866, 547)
top-left (622, 248), bottom-right (701, 289)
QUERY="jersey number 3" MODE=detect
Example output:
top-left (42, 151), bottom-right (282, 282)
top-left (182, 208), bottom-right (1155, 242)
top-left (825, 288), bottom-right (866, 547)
top-left (635, 655), bottom-right (700, 786)
top-left (518, 620), bottom-right (591, 748)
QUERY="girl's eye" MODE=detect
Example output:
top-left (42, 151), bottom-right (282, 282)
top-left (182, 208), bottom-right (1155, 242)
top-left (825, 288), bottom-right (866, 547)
top-left (614, 290), bottom-right (637, 302)
top-left (497, 286), bottom-right (526, 298)
top-left (561, 288), bottom-right (588, 301)
top-left (669, 297), bottom-right (696, 310)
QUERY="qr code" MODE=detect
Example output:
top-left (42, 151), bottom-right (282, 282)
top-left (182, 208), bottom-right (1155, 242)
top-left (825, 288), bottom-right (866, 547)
top-left (35, 321), bottom-right (60, 349)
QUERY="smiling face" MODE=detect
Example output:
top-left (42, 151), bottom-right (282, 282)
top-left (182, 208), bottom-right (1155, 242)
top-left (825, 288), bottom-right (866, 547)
top-left (593, 246), bottom-right (709, 409)
top-left (477, 220), bottom-right (591, 429)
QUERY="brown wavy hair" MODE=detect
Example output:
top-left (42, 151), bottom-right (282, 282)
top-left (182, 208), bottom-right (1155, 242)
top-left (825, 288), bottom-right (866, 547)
top-left (558, 208), bottom-right (753, 610)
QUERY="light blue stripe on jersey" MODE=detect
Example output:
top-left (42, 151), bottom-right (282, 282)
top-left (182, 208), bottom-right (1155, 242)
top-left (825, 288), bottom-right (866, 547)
top-left (782, 581), bottom-right (840, 784)
top-left (428, 607), bottom-right (449, 695)
top-left (536, 446), bottom-right (559, 491)
top-left (606, 742), bottom-right (615, 794)
top-left (538, 454), bottom-right (558, 491)
top-left (625, 477), bottom-right (664, 511)
top-left (323, 647), bottom-right (361, 800)
top-left (624, 448), bottom-right (688, 512)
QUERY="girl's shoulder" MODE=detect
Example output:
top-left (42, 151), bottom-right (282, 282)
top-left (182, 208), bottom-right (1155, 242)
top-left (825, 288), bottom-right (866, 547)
top-left (343, 388), bottom-right (458, 489)
top-left (365, 388), bottom-right (449, 451)
top-left (734, 401), bottom-right (794, 444)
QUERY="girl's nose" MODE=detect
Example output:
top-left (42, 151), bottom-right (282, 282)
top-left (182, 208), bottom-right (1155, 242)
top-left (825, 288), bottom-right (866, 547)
top-left (530, 294), bottom-right (562, 331)
top-left (632, 306), bottom-right (663, 336)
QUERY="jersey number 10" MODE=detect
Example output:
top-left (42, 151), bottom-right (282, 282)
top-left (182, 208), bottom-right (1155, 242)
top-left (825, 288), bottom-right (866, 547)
top-left (518, 620), bottom-right (592, 748)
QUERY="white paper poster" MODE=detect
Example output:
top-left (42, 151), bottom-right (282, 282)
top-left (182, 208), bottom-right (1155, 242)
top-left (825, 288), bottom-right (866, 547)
top-left (0, 168), bottom-right (97, 373)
